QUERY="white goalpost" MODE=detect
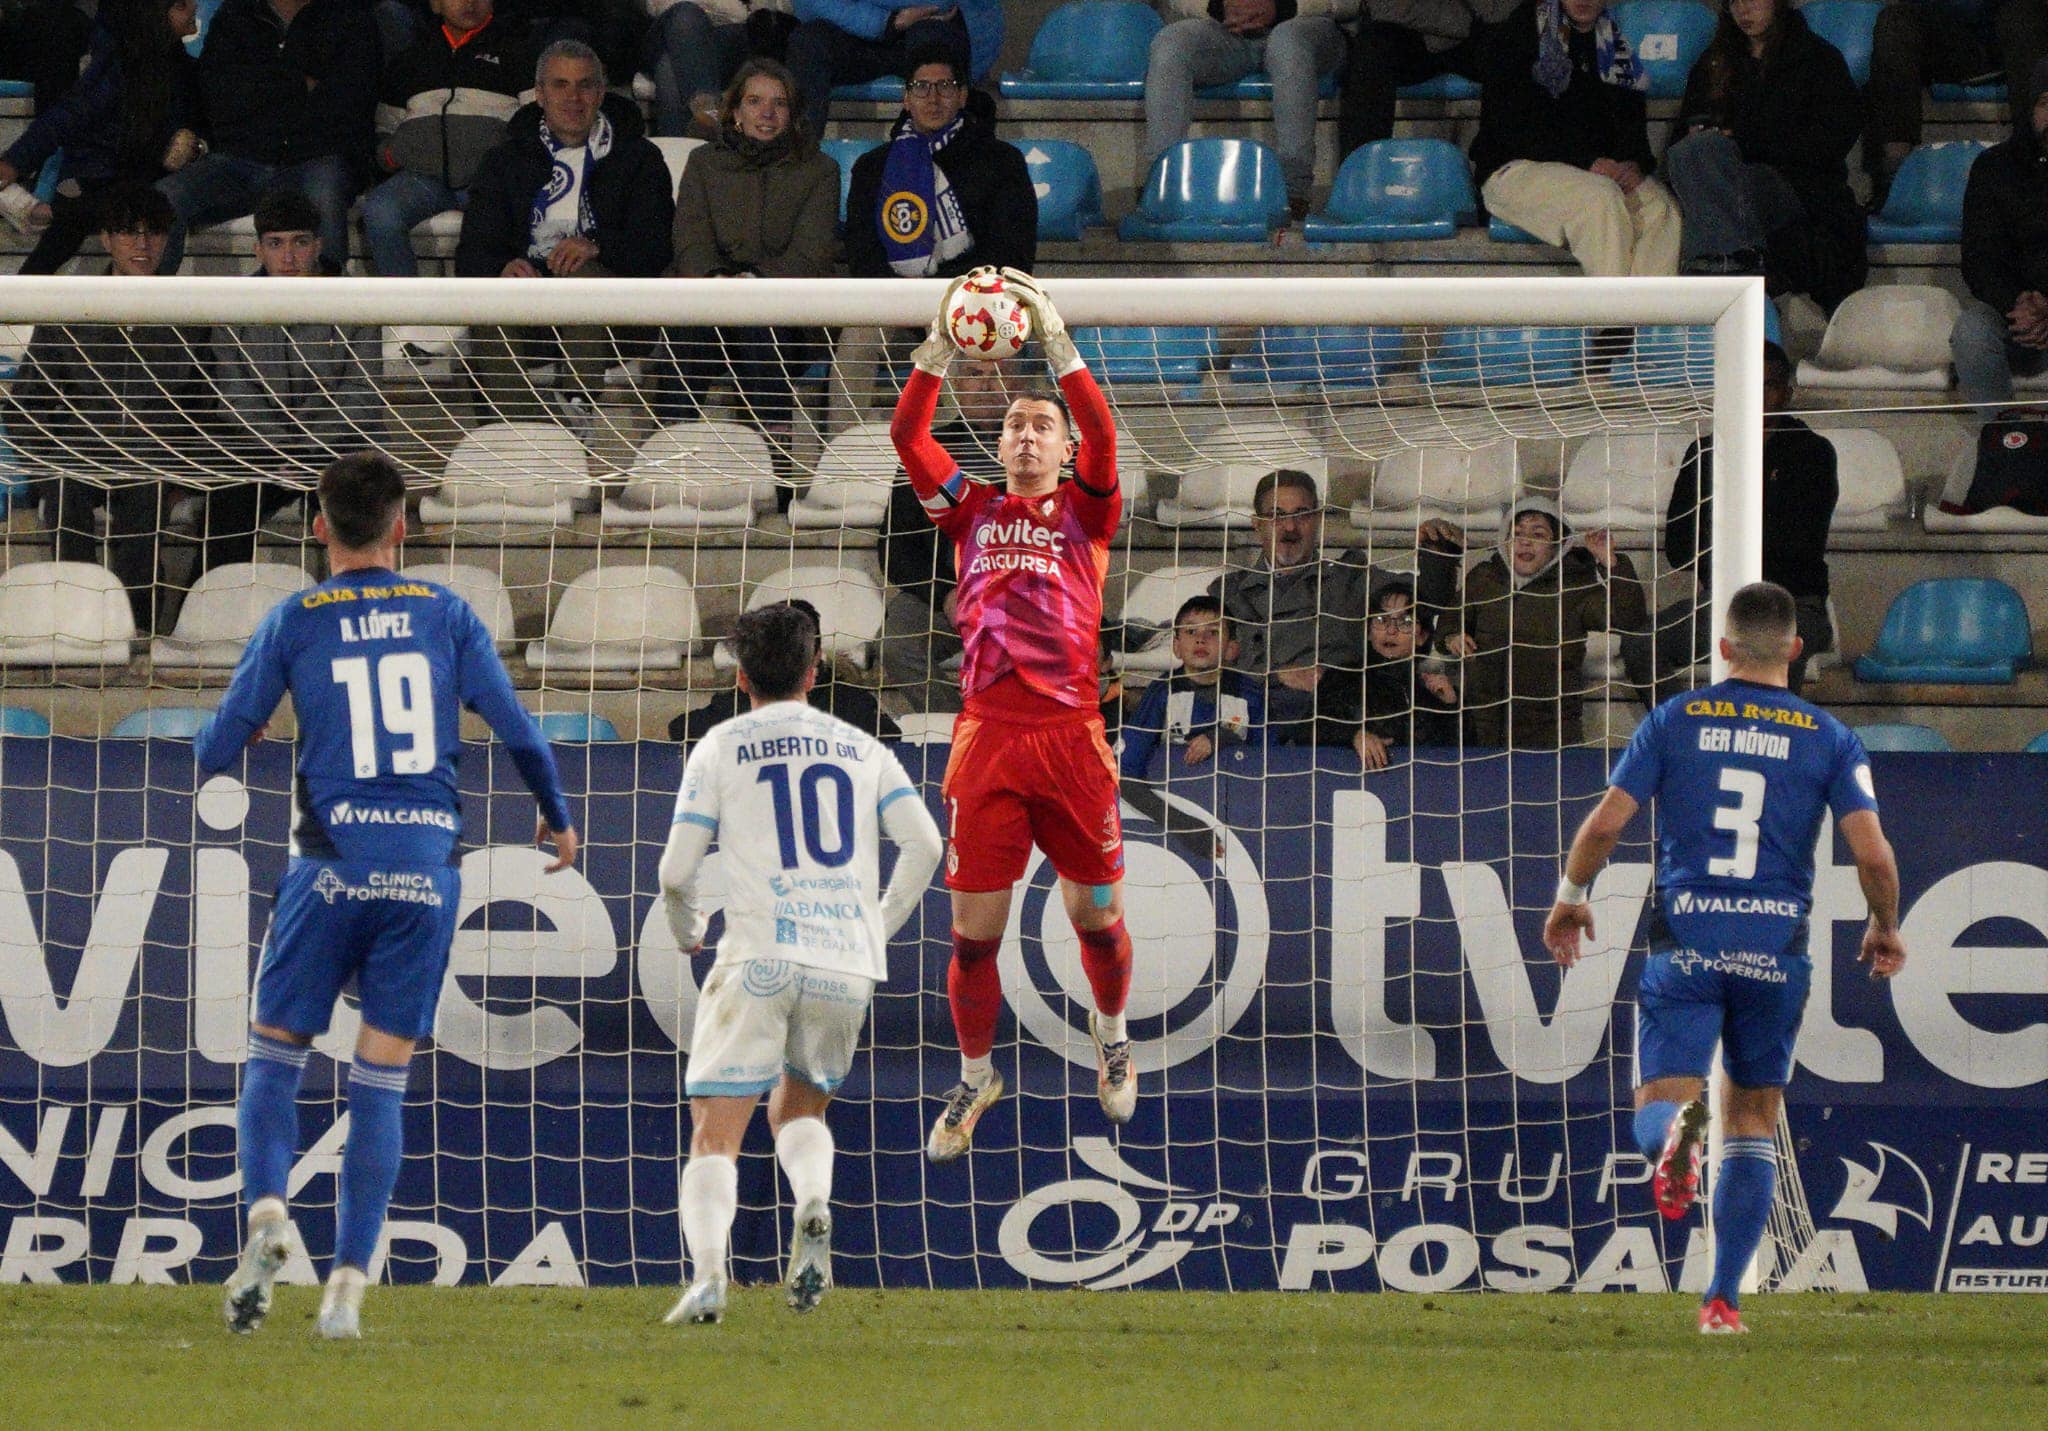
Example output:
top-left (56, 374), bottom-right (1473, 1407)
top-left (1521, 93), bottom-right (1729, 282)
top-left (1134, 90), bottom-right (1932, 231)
top-left (0, 273), bottom-right (1792, 1294)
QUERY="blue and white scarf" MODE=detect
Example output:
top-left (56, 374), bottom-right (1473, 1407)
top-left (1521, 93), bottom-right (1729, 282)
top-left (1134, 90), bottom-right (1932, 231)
top-left (1532, 0), bottom-right (1646, 99)
top-left (527, 110), bottom-right (614, 260)
top-left (877, 112), bottom-right (972, 278)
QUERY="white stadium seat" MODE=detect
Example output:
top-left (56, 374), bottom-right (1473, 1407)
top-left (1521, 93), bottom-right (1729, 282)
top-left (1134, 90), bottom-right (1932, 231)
top-left (151, 562), bottom-right (312, 670)
top-left (1113, 564), bottom-right (1225, 674)
top-left (1561, 428), bottom-right (1698, 533)
top-left (1356, 439), bottom-right (1517, 531)
top-left (891, 712), bottom-right (957, 744)
top-left (651, 137), bottom-right (707, 198)
top-left (0, 561), bottom-right (137, 668)
top-left (1924, 443), bottom-right (2048, 534)
top-left (399, 562), bottom-right (519, 648)
top-left (420, 421), bottom-right (592, 526)
top-left (602, 420), bottom-right (778, 530)
top-left (735, 566), bottom-right (887, 670)
top-left (381, 324), bottom-right (467, 382)
top-left (789, 421), bottom-right (894, 530)
top-left (1156, 419), bottom-right (1327, 527)
top-left (1796, 285), bottom-right (1959, 391)
top-left (525, 565), bottom-right (699, 672)
top-left (1816, 427), bottom-right (1908, 531)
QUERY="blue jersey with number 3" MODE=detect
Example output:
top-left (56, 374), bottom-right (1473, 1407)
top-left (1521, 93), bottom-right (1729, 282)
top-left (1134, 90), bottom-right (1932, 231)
top-left (196, 568), bottom-right (571, 866)
top-left (1609, 677), bottom-right (1877, 953)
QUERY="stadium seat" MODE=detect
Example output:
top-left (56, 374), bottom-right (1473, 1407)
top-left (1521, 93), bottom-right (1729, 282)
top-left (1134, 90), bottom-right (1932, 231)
top-left (1611, 0), bottom-right (1719, 98)
top-left (1853, 721), bottom-right (1953, 752)
top-left (1796, 285), bottom-right (1960, 391)
top-left (1420, 326), bottom-right (1583, 387)
top-left (1800, 0), bottom-right (1880, 86)
top-left (820, 138), bottom-right (884, 226)
top-left (0, 562), bottom-right (137, 668)
top-left (525, 565), bottom-right (699, 672)
top-left (420, 421), bottom-right (592, 526)
top-left (788, 421), bottom-right (894, 530)
top-left (398, 562), bottom-right (518, 648)
top-left (1019, 140), bottom-right (1108, 240)
top-left (1197, 70), bottom-right (1340, 101)
top-left (1397, 72), bottom-right (1481, 101)
top-left (1608, 325), bottom-right (1713, 389)
top-left (0, 81), bottom-right (30, 98)
top-left (2025, 730), bottom-right (2048, 754)
top-left (651, 137), bottom-right (707, 199)
top-left (892, 712), bottom-right (958, 744)
top-left (1487, 216), bottom-right (1543, 244)
top-left (0, 705), bottom-right (51, 736)
top-left (717, 567), bottom-right (888, 671)
top-left (603, 420), bottom-right (778, 530)
top-left (1231, 325), bottom-right (1405, 390)
top-left (1867, 141), bottom-right (1987, 244)
top-left (1924, 440), bottom-right (2048, 533)
top-left (1072, 325), bottom-right (1216, 393)
top-left (111, 706), bottom-right (215, 739)
top-left (1113, 564), bottom-right (1227, 674)
top-left (1854, 577), bottom-right (2033, 684)
top-left (381, 325), bottom-right (466, 382)
top-left (1561, 427), bottom-right (1698, 532)
top-left (0, 324), bottom-right (30, 383)
top-left (1157, 419), bottom-right (1326, 526)
top-left (833, 76), bottom-right (904, 102)
top-left (186, 0), bottom-right (225, 53)
top-left (1119, 139), bottom-right (1290, 242)
top-left (1000, 1), bottom-right (1161, 100)
top-left (1814, 427), bottom-right (1908, 530)
top-left (1356, 439), bottom-right (1518, 531)
top-left (151, 562), bottom-right (312, 670)
top-left (0, 419), bottom-right (27, 508)
top-left (534, 711), bottom-right (621, 742)
top-left (1931, 79), bottom-right (2007, 102)
top-left (1302, 138), bottom-right (1478, 243)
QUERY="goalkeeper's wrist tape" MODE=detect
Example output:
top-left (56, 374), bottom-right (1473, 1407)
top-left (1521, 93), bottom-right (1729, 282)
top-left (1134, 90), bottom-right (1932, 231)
top-left (1555, 876), bottom-right (1590, 906)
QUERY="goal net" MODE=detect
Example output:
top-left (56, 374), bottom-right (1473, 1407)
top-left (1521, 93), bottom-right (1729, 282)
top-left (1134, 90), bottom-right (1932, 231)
top-left (0, 274), bottom-right (1811, 1294)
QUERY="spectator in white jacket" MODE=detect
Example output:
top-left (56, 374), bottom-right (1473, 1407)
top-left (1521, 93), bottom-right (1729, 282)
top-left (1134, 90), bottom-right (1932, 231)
top-left (640, 0), bottom-right (795, 137)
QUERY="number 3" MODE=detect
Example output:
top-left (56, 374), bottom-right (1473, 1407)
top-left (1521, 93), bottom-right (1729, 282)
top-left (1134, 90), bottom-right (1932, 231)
top-left (1708, 767), bottom-right (1765, 880)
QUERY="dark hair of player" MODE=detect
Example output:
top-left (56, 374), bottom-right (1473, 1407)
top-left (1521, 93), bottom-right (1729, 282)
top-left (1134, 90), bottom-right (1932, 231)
top-left (1724, 581), bottom-right (1799, 666)
top-left (253, 187), bottom-right (322, 239)
top-left (734, 603), bottom-right (820, 701)
top-left (1253, 469), bottom-right (1320, 519)
top-left (1173, 593), bottom-right (1226, 632)
top-left (95, 180), bottom-right (175, 236)
top-left (318, 451), bottom-right (408, 551)
top-left (1009, 387), bottom-right (1072, 438)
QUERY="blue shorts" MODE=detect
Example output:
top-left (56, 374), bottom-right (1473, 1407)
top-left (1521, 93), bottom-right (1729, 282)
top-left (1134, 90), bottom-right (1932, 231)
top-left (255, 858), bottom-right (462, 1041)
top-left (1639, 920), bottom-right (1812, 1090)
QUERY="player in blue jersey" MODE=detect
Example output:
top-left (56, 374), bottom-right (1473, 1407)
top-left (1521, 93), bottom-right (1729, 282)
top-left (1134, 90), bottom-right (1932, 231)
top-left (1543, 582), bottom-right (1905, 1335)
top-left (195, 452), bottom-right (578, 1340)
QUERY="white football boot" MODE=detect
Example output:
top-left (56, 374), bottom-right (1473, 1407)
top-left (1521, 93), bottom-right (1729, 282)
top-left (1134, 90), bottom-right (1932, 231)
top-left (664, 1273), bottom-right (729, 1326)
top-left (785, 1200), bottom-right (833, 1313)
top-left (222, 1200), bottom-right (295, 1335)
top-left (316, 1266), bottom-right (366, 1340)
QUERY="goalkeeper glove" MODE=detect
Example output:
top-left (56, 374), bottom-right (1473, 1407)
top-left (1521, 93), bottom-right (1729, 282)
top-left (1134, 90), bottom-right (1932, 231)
top-left (910, 269), bottom-right (982, 377)
top-left (1000, 267), bottom-right (1082, 377)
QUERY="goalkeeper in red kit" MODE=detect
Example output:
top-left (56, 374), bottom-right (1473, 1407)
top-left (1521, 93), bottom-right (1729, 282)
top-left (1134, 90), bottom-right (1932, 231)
top-left (890, 266), bottom-right (1136, 1161)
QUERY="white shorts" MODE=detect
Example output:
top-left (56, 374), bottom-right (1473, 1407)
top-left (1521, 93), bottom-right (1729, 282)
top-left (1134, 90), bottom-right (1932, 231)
top-left (685, 958), bottom-right (875, 1098)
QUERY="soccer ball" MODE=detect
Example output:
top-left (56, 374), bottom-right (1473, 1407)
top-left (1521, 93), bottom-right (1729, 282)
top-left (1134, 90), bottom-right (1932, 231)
top-left (947, 273), bottom-right (1032, 359)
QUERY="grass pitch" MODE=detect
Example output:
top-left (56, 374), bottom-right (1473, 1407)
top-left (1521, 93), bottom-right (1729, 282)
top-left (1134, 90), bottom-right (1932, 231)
top-left (0, 1286), bottom-right (2042, 1428)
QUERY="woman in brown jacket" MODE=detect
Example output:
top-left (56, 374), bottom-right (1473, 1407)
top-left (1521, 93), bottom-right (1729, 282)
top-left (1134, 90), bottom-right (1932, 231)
top-left (658, 58), bottom-right (839, 435)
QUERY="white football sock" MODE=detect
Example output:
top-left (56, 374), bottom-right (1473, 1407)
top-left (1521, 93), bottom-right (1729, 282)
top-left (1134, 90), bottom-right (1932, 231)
top-left (960, 1053), bottom-right (994, 1088)
top-left (775, 1117), bottom-right (835, 1210)
top-left (679, 1155), bottom-right (737, 1283)
top-left (1095, 1010), bottom-right (1128, 1044)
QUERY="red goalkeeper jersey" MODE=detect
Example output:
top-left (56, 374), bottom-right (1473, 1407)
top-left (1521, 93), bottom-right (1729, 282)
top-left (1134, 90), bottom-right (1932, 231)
top-left (891, 366), bottom-right (1120, 719)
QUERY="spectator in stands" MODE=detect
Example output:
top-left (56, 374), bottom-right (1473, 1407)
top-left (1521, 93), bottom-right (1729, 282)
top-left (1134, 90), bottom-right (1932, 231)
top-left (1346, 579), bottom-right (1461, 767)
top-left (1662, 0), bottom-right (1865, 311)
top-left (498, 0), bottom-right (647, 86)
top-left (1340, 0), bottom-right (1519, 158)
top-left (845, 43), bottom-right (1035, 278)
top-left (660, 59), bottom-right (836, 437)
top-left (641, 0), bottom-right (796, 137)
top-left (1953, 64), bottom-right (2048, 417)
top-left (0, 0), bottom-right (204, 275)
top-left (456, 38), bottom-right (674, 421)
top-left (1438, 495), bottom-right (1647, 748)
top-left (364, 0), bottom-right (535, 277)
top-left (207, 189), bottom-right (384, 580)
top-left (1865, 0), bottom-right (2048, 206)
top-left (1469, 0), bottom-right (1680, 279)
top-left (1143, 0), bottom-right (1356, 219)
top-left (156, 0), bottom-right (382, 274)
top-left (5, 182), bottom-right (215, 633)
top-left (1119, 594), bottom-right (1265, 778)
top-left (669, 600), bottom-right (900, 740)
top-left (1208, 468), bottom-right (1461, 745)
top-left (0, 0), bottom-right (96, 113)
top-left (784, 0), bottom-right (999, 146)
top-left (1625, 342), bottom-right (1836, 701)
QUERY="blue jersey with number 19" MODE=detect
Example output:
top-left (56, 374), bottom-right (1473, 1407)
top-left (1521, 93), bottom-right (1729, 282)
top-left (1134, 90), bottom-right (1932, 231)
top-left (1610, 677), bottom-right (1877, 953)
top-left (195, 568), bottom-right (572, 866)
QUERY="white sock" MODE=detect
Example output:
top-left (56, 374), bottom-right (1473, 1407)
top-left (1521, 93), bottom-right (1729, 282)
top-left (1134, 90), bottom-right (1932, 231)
top-left (960, 1053), bottom-right (994, 1088)
top-left (1095, 1010), bottom-right (1128, 1045)
top-left (775, 1117), bottom-right (835, 1210)
top-left (679, 1155), bottom-right (737, 1284)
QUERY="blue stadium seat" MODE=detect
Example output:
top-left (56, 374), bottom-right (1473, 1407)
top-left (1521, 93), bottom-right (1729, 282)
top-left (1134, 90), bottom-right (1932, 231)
top-left (1197, 71), bottom-right (1341, 101)
top-left (0, 421), bottom-right (26, 507)
top-left (1488, 216), bottom-right (1542, 244)
top-left (820, 138), bottom-right (883, 226)
top-left (1609, 325), bottom-right (1713, 388)
top-left (1853, 722), bottom-right (1954, 752)
top-left (186, 0), bottom-right (225, 55)
top-left (1801, 0), bottom-right (1881, 87)
top-left (32, 151), bottom-right (60, 203)
top-left (1610, 0), bottom-right (1719, 99)
top-left (1420, 327), bottom-right (1583, 386)
top-left (1231, 326), bottom-right (1405, 389)
top-left (536, 712), bottom-right (621, 742)
top-left (1302, 138), bottom-right (1477, 243)
top-left (1119, 139), bottom-right (1289, 241)
top-left (1018, 139), bottom-right (1107, 239)
top-left (112, 707), bottom-right (214, 738)
top-left (0, 706), bottom-right (51, 737)
top-left (1868, 141), bottom-right (1988, 243)
top-left (1854, 578), bottom-right (2034, 684)
top-left (833, 77), bottom-right (904, 103)
top-left (1931, 80), bottom-right (2007, 102)
top-left (2025, 731), bottom-right (2048, 754)
top-left (0, 80), bottom-right (29, 98)
top-left (1397, 72), bottom-right (1481, 101)
top-left (1000, 1), bottom-right (1161, 100)
top-left (1072, 326), bottom-right (1215, 389)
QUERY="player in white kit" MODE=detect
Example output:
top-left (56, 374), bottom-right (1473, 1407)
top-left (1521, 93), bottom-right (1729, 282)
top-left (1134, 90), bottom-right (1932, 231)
top-left (659, 604), bottom-right (943, 1325)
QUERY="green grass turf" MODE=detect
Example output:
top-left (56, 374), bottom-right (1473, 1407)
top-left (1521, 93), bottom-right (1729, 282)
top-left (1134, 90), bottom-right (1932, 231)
top-left (0, 1287), bottom-right (2043, 1428)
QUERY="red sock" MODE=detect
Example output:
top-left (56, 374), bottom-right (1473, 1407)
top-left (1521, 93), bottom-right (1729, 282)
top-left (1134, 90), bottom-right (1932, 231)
top-left (1075, 919), bottom-right (1133, 1017)
top-left (947, 932), bottom-right (1004, 1060)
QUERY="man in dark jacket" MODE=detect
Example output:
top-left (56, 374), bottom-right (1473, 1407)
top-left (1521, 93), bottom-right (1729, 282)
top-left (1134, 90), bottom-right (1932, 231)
top-left (365, 0), bottom-right (535, 275)
top-left (1340, 0), bottom-right (1519, 158)
top-left (844, 44), bottom-right (1035, 278)
top-left (156, 0), bottom-right (381, 272)
top-left (1470, 0), bottom-right (1678, 277)
top-left (1953, 64), bottom-right (2048, 416)
top-left (456, 38), bottom-right (674, 420)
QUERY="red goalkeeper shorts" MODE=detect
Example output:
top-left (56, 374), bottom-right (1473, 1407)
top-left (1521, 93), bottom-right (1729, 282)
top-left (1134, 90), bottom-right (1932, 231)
top-left (940, 714), bottom-right (1124, 892)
